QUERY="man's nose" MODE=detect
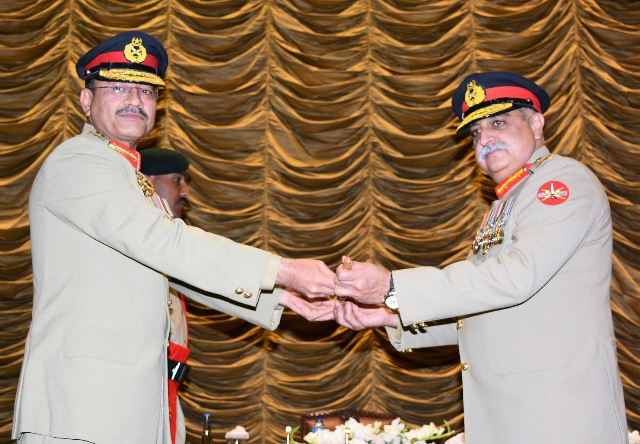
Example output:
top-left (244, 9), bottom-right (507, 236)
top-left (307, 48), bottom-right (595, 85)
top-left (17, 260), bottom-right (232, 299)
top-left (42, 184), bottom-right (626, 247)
top-left (124, 86), bottom-right (144, 105)
top-left (181, 182), bottom-right (191, 198)
top-left (478, 126), bottom-right (496, 146)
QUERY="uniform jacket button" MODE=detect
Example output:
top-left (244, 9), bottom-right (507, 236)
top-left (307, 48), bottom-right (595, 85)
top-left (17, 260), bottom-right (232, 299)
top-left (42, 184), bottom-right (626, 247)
top-left (461, 362), bottom-right (469, 371)
top-left (235, 287), bottom-right (244, 295)
top-left (167, 297), bottom-right (172, 307)
top-left (244, 292), bottom-right (253, 298)
top-left (456, 320), bottom-right (463, 330)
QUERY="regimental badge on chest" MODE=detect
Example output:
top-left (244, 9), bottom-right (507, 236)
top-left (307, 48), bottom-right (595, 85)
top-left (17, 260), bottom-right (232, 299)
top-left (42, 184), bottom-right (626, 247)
top-left (471, 195), bottom-right (516, 255)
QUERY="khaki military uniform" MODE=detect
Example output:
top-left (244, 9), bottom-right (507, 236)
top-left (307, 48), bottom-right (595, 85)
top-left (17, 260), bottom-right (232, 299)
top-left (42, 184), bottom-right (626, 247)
top-left (387, 147), bottom-right (628, 444)
top-left (13, 124), bottom-right (285, 444)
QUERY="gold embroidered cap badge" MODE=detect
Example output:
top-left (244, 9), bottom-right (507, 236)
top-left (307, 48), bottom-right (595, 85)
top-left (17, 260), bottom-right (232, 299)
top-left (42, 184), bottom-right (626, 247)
top-left (464, 80), bottom-right (486, 109)
top-left (124, 37), bottom-right (147, 64)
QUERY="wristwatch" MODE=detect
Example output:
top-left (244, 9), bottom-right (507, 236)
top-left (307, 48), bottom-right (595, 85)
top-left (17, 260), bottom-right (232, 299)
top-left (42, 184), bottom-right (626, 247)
top-left (383, 274), bottom-right (399, 310)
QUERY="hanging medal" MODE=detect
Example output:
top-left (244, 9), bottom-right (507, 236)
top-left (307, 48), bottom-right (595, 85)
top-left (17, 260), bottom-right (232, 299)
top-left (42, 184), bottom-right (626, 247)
top-left (471, 196), bottom-right (516, 255)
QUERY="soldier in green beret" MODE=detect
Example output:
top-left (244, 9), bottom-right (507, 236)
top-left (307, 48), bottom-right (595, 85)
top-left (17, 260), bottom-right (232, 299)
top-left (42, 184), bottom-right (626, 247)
top-left (139, 148), bottom-right (191, 444)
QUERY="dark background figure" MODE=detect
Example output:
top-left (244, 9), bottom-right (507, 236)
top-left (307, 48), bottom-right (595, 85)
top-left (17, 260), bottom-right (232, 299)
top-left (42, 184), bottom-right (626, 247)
top-left (140, 147), bottom-right (192, 444)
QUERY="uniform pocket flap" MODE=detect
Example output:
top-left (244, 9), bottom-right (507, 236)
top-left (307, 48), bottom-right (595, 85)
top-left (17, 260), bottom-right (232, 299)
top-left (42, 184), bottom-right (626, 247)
top-left (64, 326), bottom-right (139, 365)
top-left (486, 336), bottom-right (564, 375)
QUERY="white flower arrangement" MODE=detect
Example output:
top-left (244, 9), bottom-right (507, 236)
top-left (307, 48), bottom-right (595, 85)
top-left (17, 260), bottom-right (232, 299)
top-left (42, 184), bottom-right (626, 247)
top-left (297, 418), bottom-right (639, 444)
top-left (302, 417), bottom-right (458, 444)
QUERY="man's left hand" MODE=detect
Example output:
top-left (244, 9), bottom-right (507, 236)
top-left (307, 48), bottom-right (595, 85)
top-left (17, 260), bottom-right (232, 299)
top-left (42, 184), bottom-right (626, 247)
top-left (334, 300), bottom-right (398, 330)
top-left (278, 289), bottom-right (336, 321)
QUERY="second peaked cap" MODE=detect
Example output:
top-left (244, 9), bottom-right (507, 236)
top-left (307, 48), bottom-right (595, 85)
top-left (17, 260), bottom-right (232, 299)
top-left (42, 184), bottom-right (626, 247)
top-left (452, 71), bottom-right (550, 133)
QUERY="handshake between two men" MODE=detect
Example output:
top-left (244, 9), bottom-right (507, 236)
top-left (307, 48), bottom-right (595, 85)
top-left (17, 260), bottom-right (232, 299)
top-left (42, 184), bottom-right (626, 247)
top-left (276, 255), bottom-right (399, 331)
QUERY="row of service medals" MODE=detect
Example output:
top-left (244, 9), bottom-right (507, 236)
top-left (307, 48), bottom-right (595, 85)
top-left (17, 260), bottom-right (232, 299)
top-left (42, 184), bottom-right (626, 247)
top-left (471, 195), bottom-right (516, 255)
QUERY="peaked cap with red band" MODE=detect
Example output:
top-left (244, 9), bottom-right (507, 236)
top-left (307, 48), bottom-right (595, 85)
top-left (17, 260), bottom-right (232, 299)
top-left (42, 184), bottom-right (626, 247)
top-left (452, 71), bottom-right (550, 133)
top-left (76, 30), bottom-right (168, 87)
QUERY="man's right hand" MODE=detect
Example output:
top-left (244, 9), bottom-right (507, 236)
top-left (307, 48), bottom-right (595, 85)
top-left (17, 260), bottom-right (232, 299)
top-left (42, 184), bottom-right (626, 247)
top-left (276, 258), bottom-right (336, 299)
top-left (334, 256), bottom-right (391, 305)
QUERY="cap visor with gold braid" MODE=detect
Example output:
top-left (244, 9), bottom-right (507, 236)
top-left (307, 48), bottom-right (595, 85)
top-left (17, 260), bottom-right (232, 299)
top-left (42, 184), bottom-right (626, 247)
top-left (451, 72), bottom-right (550, 134)
top-left (76, 30), bottom-right (168, 87)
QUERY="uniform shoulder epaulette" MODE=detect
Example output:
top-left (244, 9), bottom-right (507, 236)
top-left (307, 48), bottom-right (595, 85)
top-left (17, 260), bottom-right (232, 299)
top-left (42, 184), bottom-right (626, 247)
top-left (530, 154), bottom-right (554, 173)
top-left (87, 129), bottom-right (107, 142)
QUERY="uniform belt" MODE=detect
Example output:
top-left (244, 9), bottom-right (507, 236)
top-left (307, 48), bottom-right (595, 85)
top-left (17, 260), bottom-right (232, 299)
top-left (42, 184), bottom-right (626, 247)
top-left (168, 357), bottom-right (189, 383)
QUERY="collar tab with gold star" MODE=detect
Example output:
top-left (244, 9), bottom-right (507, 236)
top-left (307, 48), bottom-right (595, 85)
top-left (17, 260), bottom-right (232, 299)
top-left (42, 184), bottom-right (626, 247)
top-left (495, 163), bottom-right (533, 199)
top-left (87, 129), bottom-right (141, 170)
top-left (494, 154), bottom-right (555, 199)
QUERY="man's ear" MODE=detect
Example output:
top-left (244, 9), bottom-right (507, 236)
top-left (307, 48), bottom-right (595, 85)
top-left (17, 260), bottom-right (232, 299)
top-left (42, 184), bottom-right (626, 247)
top-left (80, 88), bottom-right (93, 117)
top-left (529, 112), bottom-right (545, 141)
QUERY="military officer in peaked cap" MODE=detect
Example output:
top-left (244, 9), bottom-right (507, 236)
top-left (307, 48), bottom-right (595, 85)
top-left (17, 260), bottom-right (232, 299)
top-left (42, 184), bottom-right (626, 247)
top-left (13, 31), bottom-right (337, 444)
top-left (332, 72), bottom-right (628, 443)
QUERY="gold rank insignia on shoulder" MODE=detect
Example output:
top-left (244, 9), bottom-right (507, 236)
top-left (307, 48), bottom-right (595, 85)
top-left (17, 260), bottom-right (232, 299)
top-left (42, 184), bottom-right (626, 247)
top-left (124, 37), bottom-right (147, 63)
top-left (471, 195), bottom-right (516, 255)
top-left (533, 154), bottom-right (554, 169)
top-left (88, 130), bottom-right (107, 141)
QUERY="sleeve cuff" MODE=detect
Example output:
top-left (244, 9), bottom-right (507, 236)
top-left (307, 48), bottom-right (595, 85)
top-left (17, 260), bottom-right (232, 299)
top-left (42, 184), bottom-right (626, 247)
top-left (259, 287), bottom-right (285, 330)
top-left (385, 324), bottom-right (404, 351)
top-left (260, 255), bottom-right (281, 290)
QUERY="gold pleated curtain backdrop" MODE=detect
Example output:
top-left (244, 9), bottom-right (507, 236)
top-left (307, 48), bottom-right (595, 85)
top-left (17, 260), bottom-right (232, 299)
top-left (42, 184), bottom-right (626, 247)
top-left (0, 0), bottom-right (638, 442)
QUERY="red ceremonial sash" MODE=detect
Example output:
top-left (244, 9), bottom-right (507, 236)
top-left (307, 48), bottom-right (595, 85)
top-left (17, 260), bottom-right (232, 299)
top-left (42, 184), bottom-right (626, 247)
top-left (168, 341), bottom-right (190, 444)
top-left (168, 293), bottom-right (190, 444)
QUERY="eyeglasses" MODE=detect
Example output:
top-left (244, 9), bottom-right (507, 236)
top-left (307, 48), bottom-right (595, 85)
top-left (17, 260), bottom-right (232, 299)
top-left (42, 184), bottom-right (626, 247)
top-left (92, 84), bottom-right (159, 101)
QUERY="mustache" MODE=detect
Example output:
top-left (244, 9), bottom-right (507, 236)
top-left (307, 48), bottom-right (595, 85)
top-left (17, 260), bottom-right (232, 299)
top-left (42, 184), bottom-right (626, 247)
top-left (477, 142), bottom-right (509, 162)
top-left (116, 106), bottom-right (149, 120)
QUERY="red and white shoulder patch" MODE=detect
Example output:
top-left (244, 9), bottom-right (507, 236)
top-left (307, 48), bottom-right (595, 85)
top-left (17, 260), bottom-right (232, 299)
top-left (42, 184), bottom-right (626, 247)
top-left (537, 181), bottom-right (569, 205)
